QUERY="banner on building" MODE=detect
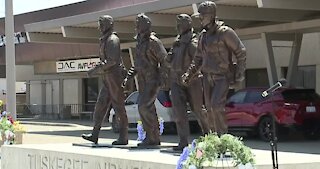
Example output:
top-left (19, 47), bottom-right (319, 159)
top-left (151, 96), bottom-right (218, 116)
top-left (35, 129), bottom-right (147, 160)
top-left (56, 58), bottom-right (100, 73)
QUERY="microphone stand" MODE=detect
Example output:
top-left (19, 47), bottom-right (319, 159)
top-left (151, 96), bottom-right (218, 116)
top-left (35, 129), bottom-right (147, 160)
top-left (269, 89), bottom-right (279, 169)
top-left (263, 80), bottom-right (286, 169)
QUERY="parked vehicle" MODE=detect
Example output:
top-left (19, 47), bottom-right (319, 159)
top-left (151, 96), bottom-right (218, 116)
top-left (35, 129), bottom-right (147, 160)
top-left (225, 87), bottom-right (320, 141)
top-left (109, 90), bottom-right (197, 133)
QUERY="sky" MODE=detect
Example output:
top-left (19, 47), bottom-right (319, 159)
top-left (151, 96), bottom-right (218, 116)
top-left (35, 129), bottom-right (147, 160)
top-left (0, 0), bottom-right (86, 18)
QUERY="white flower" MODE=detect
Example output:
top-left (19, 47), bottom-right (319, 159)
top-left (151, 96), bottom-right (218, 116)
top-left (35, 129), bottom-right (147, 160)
top-left (197, 141), bottom-right (205, 149)
top-left (4, 140), bottom-right (10, 145)
top-left (1, 111), bottom-right (7, 116)
top-left (4, 130), bottom-right (15, 139)
top-left (188, 165), bottom-right (197, 169)
top-left (6, 119), bottom-right (12, 125)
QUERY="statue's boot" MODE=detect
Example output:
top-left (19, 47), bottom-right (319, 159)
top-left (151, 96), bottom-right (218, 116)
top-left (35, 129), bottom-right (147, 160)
top-left (138, 127), bottom-right (160, 146)
top-left (174, 116), bottom-right (189, 151)
top-left (137, 138), bottom-right (160, 146)
top-left (197, 108), bottom-right (211, 136)
top-left (81, 127), bottom-right (100, 144)
top-left (173, 136), bottom-right (188, 151)
top-left (112, 127), bottom-right (128, 145)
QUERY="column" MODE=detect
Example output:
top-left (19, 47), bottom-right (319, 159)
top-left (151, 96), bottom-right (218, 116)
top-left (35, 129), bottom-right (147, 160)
top-left (261, 33), bottom-right (278, 86)
top-left (286, 33), bottom-right (303, 87)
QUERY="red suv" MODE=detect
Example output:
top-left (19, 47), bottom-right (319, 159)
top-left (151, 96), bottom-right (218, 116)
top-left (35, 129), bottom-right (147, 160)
top-left (225, 87), bottom-right (320, 141)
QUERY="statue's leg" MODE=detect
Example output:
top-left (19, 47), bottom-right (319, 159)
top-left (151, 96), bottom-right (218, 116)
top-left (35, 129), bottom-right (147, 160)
top-left (82, 84), bottom-right (111, 144)
top-left (187, 78), bottom-right (210, 135)
top-left (203, 74), bottom-right (215, 132)
top-left (211, 78), bottom-right (229, 135)
top-left (137, 82), bottom-right (160, 146)
top-left (171, 82), bottom-right (189, 150)
top-left (106, 69), bottom-right (128, 145)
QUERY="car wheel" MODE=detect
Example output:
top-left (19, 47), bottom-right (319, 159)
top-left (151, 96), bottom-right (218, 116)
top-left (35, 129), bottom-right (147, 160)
top-left (258, 116), bottom-right (276, 142)
top-left (112, 115), bottom-right (120, 133)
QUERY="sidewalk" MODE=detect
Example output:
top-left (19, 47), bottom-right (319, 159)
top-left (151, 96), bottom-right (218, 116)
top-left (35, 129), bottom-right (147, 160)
top-left (1, 119), bottom-right (320, 168)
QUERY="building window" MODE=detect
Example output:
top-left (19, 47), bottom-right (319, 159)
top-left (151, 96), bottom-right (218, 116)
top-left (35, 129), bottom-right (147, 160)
top-left (282, 65), bottom-right (316, 89)
top-left (0, 66), bottom-right (5, 78)
top-left (84, 78), bottom-right (98, 111)
top-left (245, 68), bottom-right (269, 87)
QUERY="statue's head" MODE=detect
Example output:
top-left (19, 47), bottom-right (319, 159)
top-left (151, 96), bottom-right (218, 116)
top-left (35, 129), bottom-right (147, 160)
top-left (176, 14), bottom-right (192, 35)
top-left (98, 15), bottom-right (114, 34)
top-left (197, 1), bottom-right (217, 29)
top-left (136, 13), bottom-right (151, 34)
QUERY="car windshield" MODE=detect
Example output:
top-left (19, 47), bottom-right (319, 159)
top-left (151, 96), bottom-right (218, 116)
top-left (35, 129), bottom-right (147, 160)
top-left (281, 89), bottom-right (320, 102)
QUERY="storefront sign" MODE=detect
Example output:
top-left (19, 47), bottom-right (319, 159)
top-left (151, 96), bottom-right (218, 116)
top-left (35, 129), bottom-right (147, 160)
top-left (56, 58), bottom-right (100, 73)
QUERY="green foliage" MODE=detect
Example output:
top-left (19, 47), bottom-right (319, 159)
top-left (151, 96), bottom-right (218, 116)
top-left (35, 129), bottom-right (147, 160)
top-left (184, 133), bottom-right (255, 168)
top-left (0, 117), bottom-right (14, 132)
top-left (0, 100), bottom-right (27, 144)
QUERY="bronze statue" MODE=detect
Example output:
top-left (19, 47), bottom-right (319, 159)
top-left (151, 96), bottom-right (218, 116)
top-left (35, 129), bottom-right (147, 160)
top-left (166, 14), bottom-right (210, 151)
top-left (182, 1), bottom-right (246, 135)
top-left (82, 15), bottom-right (128, 145)
top-left (123, 13), bottom-right (168, 146)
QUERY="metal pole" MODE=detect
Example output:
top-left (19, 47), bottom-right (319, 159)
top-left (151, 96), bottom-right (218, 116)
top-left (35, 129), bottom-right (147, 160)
top-left (5, 0), bottom-right (17, 120)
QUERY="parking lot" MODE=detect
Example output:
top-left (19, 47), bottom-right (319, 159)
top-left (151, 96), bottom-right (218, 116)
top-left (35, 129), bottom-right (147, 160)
top-left (13, 119), bottom-right (319, 154)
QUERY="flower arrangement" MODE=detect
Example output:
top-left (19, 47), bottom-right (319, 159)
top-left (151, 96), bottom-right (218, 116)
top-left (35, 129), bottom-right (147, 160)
top-left (0, 100), bottom-right (27, 145)
top-left (137, 117), bottom-right (164, 141)
top-left (177, 133), bottom-right (255, 169)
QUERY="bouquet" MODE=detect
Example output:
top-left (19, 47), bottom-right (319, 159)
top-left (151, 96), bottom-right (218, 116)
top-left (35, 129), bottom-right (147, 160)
top-left (177, 133), bottom-right (255, 169)
top-left (0, 100), bottom-right (27, 145)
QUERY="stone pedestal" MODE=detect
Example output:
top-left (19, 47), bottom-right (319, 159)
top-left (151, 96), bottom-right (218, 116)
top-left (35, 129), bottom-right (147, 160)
top-left (1, 143), bottom-right (320, 169)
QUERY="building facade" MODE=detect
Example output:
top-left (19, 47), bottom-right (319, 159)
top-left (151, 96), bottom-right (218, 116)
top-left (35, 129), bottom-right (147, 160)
top-left (1, 0), bottom-right (320, 117)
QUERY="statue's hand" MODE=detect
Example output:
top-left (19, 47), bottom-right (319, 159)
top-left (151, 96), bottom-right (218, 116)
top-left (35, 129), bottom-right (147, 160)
top-left (235, 71), bottom-right (244, 82)
top-left (181, 72), bottom-right (190, 86)
top-left (122, 78), bottom-right (128, 88)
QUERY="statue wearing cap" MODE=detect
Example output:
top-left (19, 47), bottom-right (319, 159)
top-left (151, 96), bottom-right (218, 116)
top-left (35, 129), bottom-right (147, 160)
top-left (123, 13), bottom-right (168, 146)
top-left (82, 15), bottom-right (129, 145)
top-left (166, 14), bottom-right (210, 151)
top-left (182, 1), bottom-right (246, 135)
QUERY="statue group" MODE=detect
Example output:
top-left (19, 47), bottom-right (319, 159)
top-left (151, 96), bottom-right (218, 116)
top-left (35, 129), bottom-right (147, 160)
top-left (82, 1), bottom-right (246, 151)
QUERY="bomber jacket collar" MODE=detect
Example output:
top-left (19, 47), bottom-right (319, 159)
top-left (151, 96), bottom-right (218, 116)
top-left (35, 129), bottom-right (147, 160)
top-left (136, 31), bottom-right (155, 43)
top-left (178, 30), bottom-right (193, 44)
top-left (205, 20), bottom-right (225, 35)
top-left (99, 31), bottom-right (115, 41)
top-left (174, 30), bottom-right (194, 47)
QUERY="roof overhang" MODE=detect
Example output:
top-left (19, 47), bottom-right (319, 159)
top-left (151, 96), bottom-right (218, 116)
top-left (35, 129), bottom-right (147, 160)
top-left (24, 0), bottom-right (320, 49)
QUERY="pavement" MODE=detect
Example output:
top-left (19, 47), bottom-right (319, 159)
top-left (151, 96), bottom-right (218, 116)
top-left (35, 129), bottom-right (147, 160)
top-left (1, 118), bottom-right (320, 168)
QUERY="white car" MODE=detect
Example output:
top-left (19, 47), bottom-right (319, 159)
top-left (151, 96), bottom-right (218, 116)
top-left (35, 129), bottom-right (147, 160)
top-left (109, 90), bottom-right (197, 133)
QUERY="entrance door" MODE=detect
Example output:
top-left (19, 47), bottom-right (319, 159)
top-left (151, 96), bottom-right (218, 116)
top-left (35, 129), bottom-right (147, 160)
top-left (84, 78), bottom-right (99, 111)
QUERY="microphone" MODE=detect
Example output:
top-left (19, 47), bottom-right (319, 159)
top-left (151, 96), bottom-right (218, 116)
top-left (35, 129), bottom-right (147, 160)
top-left (262, 79), bottom-right (287, 97)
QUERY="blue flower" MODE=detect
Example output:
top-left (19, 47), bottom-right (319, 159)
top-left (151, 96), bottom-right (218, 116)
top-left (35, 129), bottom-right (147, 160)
top-left (1, 111), bottom-right (7, 117)
top-left (191, 139), bottom-right (197, 151)
top-left (136, 122), bottom-right (146, 141)
top-left (137, 118), bottom-right (165, 140)
top-left (159, 118), bottom-right (164, 135)
top-left (176, 147), bottom-right (190, 169)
